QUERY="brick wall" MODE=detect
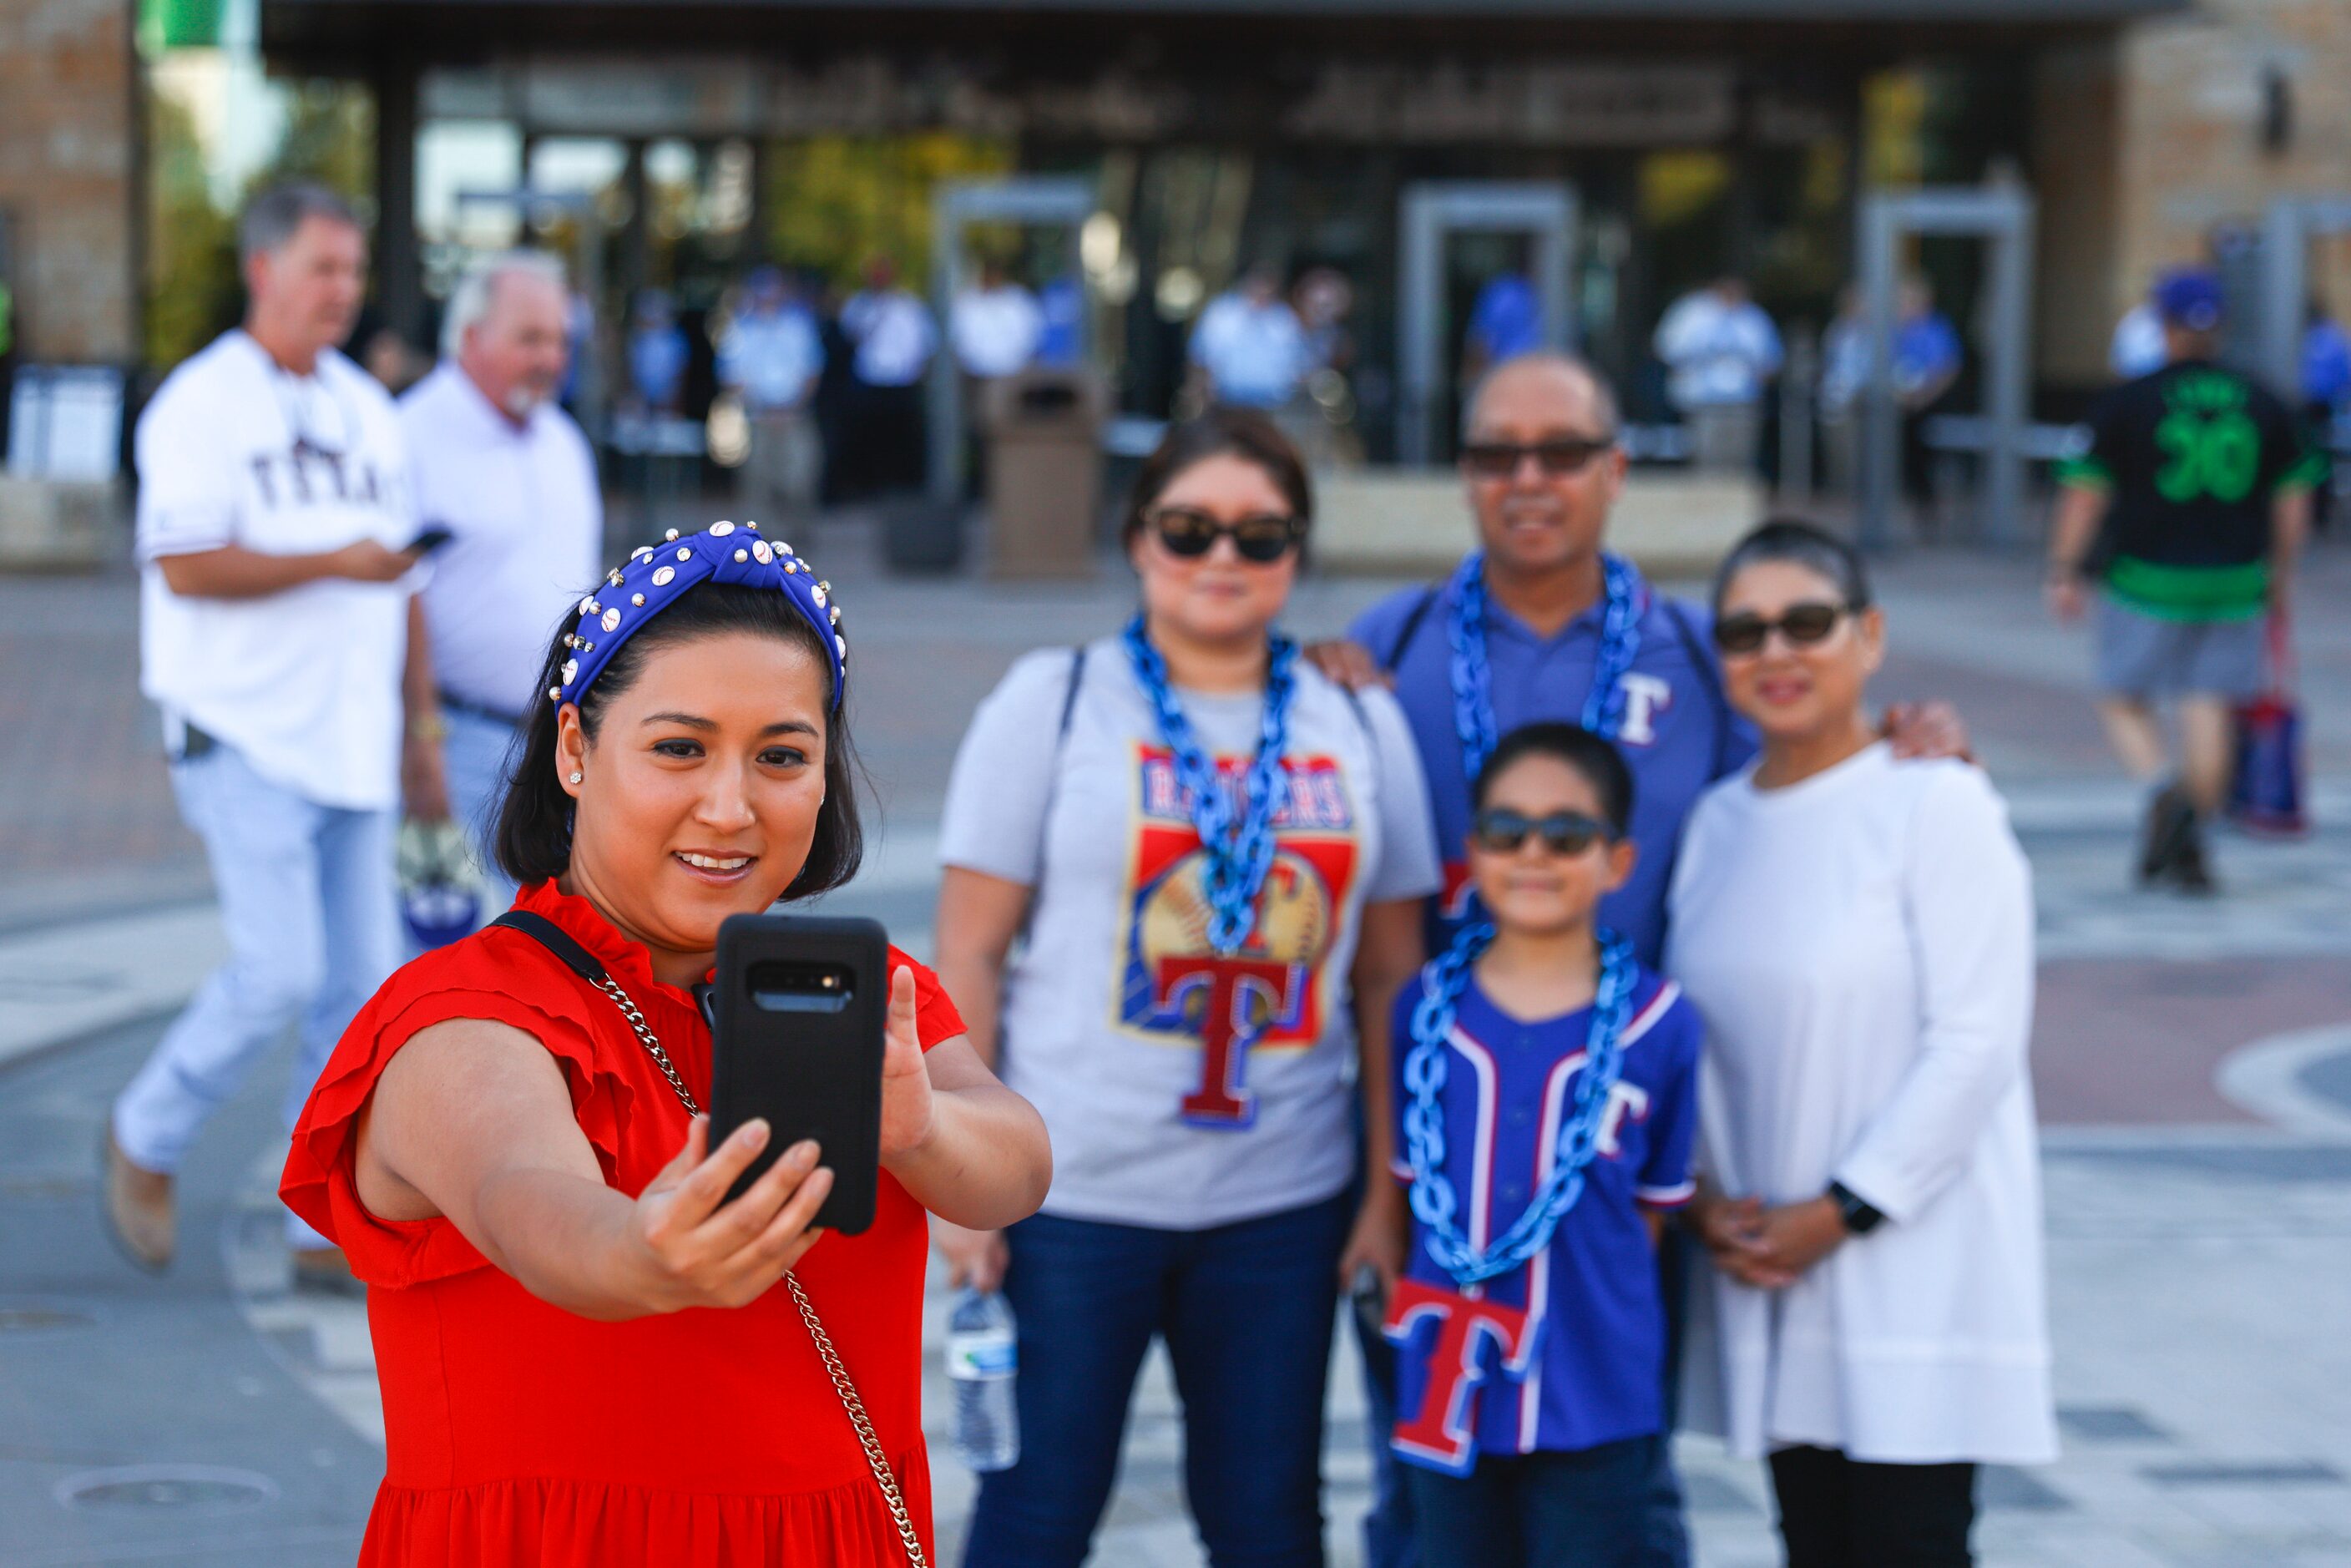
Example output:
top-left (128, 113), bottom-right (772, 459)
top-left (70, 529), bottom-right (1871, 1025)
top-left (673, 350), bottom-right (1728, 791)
top-left (0, 0), bottom-right (138, 363)
top-left (2113, 0), bottom-right (2351, 355)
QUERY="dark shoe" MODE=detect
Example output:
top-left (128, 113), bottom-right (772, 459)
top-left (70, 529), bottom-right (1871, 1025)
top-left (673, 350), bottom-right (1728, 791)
top-left (291, 1246), bottom-right (366, 1297)
top-left (2139, 783), bottom-right (2196, 887)
top-left (2168, 821), bottom-right (2218, 896)
top-left (101, 1129), bottom-right (174, 1272)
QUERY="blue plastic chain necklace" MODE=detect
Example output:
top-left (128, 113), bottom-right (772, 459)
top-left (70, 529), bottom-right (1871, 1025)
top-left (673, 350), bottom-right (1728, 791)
top-left (1446, 551), bottom-right (1644, 787)
top-left (1401, 919), bottom-right (1639, 1287)
top-left (1121, 615), bottom-right (1300, 954)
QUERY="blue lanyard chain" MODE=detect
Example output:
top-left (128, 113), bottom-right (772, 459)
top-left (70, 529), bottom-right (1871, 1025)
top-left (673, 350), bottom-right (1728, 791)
top-left (1400, 922), bottom-right (1639, 1287)
top-left (1120, 615), bottom-right (1299, 955)
top-left (1446, 551), bottom-right (1644, 787)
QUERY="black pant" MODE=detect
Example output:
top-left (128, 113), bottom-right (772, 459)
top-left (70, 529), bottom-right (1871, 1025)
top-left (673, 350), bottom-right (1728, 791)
top-left (1767, 1447), bottom-right (1976, 1568)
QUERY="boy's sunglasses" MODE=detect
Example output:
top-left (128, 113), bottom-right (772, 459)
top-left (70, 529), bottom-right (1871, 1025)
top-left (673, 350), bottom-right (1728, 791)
top-left (1711, 601), bottom-right (1853, 656)
top-left (1460, 438), bottom-right (1616, 479)
top-left (1472, 807), bottom-right (1614, 857)
top-left (1149, 506), bottom-right (1305, 564)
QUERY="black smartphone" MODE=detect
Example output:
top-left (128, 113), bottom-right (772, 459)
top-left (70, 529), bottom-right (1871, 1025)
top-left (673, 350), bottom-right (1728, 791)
top-left (406, 525), bottom-right (456, 555)
top-left (708, 913), bottom-right (887, 1235)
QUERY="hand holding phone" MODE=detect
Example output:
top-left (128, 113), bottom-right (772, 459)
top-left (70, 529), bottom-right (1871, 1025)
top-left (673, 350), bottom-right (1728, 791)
top-left (709, 915), bottom-right (888, 1235)
top-left (406, 525), bottom-right (457, 556)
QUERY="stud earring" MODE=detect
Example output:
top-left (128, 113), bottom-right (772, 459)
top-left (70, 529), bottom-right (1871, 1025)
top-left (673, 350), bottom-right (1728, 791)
top-left (568, 771), bottom-right (584, 786)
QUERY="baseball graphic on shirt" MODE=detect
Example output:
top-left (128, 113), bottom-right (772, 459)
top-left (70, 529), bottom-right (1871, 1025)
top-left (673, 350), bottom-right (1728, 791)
top-left (1140, 849), bottom-right (1332, 974)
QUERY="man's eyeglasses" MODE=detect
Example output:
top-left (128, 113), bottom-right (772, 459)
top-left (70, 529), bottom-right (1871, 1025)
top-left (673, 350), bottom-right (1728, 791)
top-left (1711, 601), bottom-right (1855, 656)
top-left (1460, 438), bottom-right (1616, 479)
top-left (1148, 507), bottom-right (1306, 564)
top-left (1471, 807), bottom-right (1615, 857)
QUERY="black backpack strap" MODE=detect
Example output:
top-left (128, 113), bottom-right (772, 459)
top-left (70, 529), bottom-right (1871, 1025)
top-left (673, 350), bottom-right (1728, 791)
top-left (489, 909), bottom-right (611, 986)
top-left (1660, 598), bottom-right (1734, 780)
top-left (1380, 585), bottom-right (1443, 673)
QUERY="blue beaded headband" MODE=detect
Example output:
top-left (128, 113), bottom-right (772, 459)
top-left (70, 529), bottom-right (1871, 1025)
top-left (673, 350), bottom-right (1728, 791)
top-left (549, 520), bottom-right (846, 712)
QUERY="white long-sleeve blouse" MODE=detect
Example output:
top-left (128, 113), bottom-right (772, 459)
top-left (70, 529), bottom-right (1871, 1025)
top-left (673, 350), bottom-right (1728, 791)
top-left (1666, 743), bottom-right (2059, 1465)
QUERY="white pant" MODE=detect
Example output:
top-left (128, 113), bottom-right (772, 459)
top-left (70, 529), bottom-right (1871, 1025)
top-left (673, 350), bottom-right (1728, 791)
top-left (113, 744), bottom-right (397, 1245)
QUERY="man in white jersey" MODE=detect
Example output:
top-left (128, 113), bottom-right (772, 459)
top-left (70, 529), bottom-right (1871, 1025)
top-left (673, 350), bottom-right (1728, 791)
top-left (105, 185), bottom-right (429, 1285)
top-left (400, 250), bottom-right (603, 925)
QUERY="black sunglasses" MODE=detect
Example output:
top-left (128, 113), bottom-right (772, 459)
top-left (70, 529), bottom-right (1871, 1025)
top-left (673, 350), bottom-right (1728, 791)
top-left (1711, 601), bottom-right (1856, 656)
top-left (1472, 807), bottom-right (1614, 857)
top-left (1149, 506), bottom-right (1305, 564)
top-left (1460, 437), bottom-right (1616, 479)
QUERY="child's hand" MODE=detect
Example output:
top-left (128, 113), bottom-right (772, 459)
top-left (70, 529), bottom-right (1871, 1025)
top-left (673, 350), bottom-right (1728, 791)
top-left (1338, 1181), bottom-right (1408, 1298)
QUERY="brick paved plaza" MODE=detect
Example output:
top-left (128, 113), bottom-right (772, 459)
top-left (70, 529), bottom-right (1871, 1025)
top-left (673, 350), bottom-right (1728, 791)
top-left (5, 527), bottom-right (2351, 1566)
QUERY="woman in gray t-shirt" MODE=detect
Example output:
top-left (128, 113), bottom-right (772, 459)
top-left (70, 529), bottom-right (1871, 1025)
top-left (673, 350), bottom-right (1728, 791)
top-left (936, 410), bottom-right (1441, 1566)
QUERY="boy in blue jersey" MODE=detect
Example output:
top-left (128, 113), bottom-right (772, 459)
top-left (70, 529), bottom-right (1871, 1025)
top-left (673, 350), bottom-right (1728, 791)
top-left (1386, 723), bottom-right (1698, 1568)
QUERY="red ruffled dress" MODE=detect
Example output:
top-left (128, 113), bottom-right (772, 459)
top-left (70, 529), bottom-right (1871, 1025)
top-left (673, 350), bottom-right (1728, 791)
top-left (281, 880), bottom-right (964, 1565)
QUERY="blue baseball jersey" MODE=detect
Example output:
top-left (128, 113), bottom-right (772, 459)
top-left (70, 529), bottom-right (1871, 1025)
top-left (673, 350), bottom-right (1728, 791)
top-left (1386, 966), bottom-right (1700, 1469)
top-left (1349, 576), bottom-right (1757, 966)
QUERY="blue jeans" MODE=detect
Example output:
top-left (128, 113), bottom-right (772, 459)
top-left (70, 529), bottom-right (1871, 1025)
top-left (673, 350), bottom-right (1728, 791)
top-left (437, 703), bottom-right (521, 917)
top-left (1403, 1435), bottom-right (1659, 1568)
top-left (114, 744), bottom-right (397, 1242)
top-left (962, 1194), bottom-right (1350, 1568)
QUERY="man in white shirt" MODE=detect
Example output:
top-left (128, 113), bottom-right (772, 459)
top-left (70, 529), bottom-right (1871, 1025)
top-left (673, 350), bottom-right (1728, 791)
top-left (1188, 264), bottom-right (1309, 411)
top-left (720, 266), bottom-right (825, 522)
top-left (106, 185), bottom-right (429, 1282)
top-left (400, 250), bottom-right (604, 925)
top-left (839, 255), bottom-right (937, 498)
top-left (949, 260), bottom-right (1044, 382)
top-left (1654, 276), bottom-right (1783, 473)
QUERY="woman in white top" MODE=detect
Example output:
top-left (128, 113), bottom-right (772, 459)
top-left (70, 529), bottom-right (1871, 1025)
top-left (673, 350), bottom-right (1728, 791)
top-left (932, 409), bottom-right (1441, 1566)
top-left (1666, 520), bottom-right (2055, 1568)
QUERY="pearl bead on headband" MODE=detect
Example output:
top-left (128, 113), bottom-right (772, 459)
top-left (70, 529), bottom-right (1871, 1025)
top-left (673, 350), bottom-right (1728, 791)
top-left (549, 520), bottom-right (848, 711)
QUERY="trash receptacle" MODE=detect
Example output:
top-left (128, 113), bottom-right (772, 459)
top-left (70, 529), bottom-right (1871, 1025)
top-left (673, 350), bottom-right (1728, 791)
top-left (981, 367), bottom-right (1108, 579)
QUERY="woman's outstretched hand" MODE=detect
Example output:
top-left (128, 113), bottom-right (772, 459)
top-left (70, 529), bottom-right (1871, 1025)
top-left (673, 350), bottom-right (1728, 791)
top-left (877, 966), bottom-right (935, 1161)
top-left (620, 1115), bottom-right (834, 1313)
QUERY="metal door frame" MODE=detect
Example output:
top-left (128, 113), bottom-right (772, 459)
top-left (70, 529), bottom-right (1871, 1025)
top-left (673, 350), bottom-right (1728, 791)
top-left (1397, 181), bottom-right (1577, 467)
top-left (1856, 183), bottom-right (2035, 547)
top-left (928, 177), bottom-right (1094, 502)
top-left (2258, 196), bottom-right (2351, 402)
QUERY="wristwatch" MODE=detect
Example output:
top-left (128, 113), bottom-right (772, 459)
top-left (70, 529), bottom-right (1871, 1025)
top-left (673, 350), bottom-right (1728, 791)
top-left (1827, 1181), bottom-right (1885, 1237)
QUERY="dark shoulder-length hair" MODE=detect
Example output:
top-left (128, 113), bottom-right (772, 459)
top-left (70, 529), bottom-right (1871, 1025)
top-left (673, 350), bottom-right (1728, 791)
top-left (1121, 406), bottom-right (1316, 554)
top-left (493, 581), bottom-right (864, 899)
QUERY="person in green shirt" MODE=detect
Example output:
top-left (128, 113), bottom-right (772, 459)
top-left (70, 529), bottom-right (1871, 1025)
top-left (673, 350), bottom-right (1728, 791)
top-left (2046, 268), bottom-right (2321, 893)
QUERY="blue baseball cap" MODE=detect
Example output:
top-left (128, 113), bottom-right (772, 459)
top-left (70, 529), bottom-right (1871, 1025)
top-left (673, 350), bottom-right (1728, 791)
top-left (2153, 268), bottom-right (2226, 332)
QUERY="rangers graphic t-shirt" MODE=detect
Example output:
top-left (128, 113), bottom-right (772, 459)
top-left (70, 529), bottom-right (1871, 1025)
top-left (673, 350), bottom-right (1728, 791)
top-left (135, 330), bottom-right (417, 810)
top-left (1385, 966), bottom-right (1700, 1470)
top-left (938, 639), bottom-right (1443, 1230)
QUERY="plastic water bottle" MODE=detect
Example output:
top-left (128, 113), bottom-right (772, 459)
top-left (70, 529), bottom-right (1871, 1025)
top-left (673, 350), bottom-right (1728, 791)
top-left (946, 1287), bottom-right (1020, 1472)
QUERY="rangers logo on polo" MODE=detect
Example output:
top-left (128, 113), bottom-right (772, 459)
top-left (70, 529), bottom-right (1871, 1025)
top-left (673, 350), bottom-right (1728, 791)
top-left (1117, 747), bottom-right (1360, 1126)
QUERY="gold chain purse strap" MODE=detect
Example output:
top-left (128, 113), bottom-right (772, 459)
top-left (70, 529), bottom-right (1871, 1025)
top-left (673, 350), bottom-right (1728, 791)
top-left (489, 912), bottom-right (931, 1568)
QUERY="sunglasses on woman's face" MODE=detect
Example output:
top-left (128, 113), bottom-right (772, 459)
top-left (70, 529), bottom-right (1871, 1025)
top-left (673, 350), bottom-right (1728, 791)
top-left (1459, 437), bottom-right (1616, 480)
top-left (1149, 506), bottom-right (1305, 564)
top-left (1711, 601), bottom-right (1852, 657)
top-left (1472, 807), bottom-right (1613, 857)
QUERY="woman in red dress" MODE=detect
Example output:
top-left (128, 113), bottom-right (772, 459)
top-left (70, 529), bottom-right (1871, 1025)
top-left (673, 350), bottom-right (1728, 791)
top-left (281, 523), bottom-right (1052, 1566)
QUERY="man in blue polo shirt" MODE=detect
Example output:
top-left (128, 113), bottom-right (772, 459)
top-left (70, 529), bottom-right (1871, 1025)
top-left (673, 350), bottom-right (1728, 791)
top-left (1346, 353), bottom-right (1751, 969)
top-left (1322, 351), bottom-right (1963, 1567)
